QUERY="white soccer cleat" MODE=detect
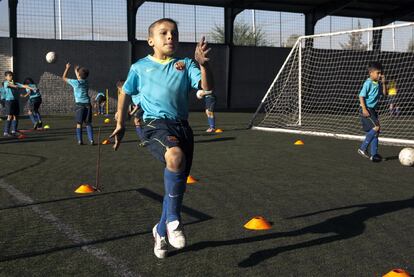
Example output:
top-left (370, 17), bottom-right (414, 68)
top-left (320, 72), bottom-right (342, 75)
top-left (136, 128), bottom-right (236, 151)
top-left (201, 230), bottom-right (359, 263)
top-left (152, 224), bottom-right (168, 259)
top-left (167, 220), bottom-right (186, 249)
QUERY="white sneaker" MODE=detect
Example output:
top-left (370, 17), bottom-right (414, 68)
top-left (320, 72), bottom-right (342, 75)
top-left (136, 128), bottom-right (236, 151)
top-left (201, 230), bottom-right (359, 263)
top-left (167, 220), bottom-right (186, 249)
top-left (152, 224), bottom-right (167, 259)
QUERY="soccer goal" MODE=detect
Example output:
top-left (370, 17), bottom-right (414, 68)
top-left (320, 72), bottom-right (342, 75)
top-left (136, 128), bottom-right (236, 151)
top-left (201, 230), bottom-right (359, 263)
top-left (249, 22), bottom-right (414, 146)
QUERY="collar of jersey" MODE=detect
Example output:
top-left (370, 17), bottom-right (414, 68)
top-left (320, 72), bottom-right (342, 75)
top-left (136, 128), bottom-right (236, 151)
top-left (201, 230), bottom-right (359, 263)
top-left (148, 55), bottom-right (174, 65)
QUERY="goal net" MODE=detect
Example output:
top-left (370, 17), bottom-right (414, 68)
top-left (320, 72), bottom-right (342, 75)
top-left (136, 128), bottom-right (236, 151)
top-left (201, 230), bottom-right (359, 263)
top-left (249, 22), bottom-right (414, 145)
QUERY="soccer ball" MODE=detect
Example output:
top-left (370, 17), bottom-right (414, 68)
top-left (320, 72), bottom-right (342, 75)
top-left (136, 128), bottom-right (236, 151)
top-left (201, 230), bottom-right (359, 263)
top-left (196, 90), bottom-right (204, 99)
top-left (46, 51), bottom-right (56, 63)
top-left (399, 147), bottom-right (414, 166)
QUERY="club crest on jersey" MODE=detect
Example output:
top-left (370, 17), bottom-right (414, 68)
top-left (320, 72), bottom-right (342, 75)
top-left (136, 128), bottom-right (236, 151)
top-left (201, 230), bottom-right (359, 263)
top-left (174, 61), bottom-right (185, 71)
top-left (167, 136), bottom-right (179, 143)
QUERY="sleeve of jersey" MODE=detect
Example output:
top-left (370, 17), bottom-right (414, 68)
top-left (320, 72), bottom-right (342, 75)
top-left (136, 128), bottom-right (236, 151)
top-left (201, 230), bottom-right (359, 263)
top-left (186, 59), bottom-right (202, 90)
top-left (122, 67), bottom-right (140, 96)
top-left (66, 79), bottom-right (77, 89)
top-left (359, 81), bottom-right (369, 98)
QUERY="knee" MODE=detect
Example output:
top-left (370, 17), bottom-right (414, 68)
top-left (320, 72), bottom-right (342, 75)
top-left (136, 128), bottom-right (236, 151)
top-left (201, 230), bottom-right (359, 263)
top-left (165, 147), bottom-right (185, 172)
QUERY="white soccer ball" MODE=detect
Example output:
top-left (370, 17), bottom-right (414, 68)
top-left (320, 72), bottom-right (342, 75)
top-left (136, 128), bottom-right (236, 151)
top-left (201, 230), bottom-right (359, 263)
top-left (399, 147), bottom-right (414, 166)
top-left (46, 51), bottom-right (56, 63)
top-left (196, 90), bottom-right (204, 99)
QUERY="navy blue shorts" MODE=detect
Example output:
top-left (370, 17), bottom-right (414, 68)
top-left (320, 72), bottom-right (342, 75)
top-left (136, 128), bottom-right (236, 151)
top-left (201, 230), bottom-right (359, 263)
top-left (134, 107), bottom-right (144, 120)
top-left (204, 95), bottom-right (216, 112)
top-left (5, 100), bottom-right (19, 116)
top-left (360, 108), bottom-right (379, 132)
top-left (29, 97), bottom-right (42, 113)
top-left (75, 103), bottom-right (92, 124)
top-left (142, 119), bottom-right (194, 176)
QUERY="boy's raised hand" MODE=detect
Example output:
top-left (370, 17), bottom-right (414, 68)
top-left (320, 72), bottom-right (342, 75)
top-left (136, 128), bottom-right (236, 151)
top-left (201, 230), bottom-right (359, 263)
top-left (195, 36), bottom-right (211, 66)
top-left (65, 63), bottom-right (71, 69)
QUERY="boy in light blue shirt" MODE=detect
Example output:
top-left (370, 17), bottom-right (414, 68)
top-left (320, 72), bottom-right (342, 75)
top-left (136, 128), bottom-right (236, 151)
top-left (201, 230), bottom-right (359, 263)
top-left (22, 77), bottom-right (43, 129)
top-left (62, 63), bottom-right (94, 145)
top-left (110, 18), bottom-right (213, 259)
top-left (357, 62), bottom-right (387, 162)
top-left (94, 91), bottom-right (106, 115)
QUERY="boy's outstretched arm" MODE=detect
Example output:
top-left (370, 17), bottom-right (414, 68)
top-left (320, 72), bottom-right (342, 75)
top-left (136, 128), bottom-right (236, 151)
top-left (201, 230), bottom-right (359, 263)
top-left (195, 36), bottom-right (214, 91)
top-left (110, 90), bottom-right (131, 150)
top-left (359, 96), bottom-right (370, 117)
top-left (62, 63), bottom-right (71, 82)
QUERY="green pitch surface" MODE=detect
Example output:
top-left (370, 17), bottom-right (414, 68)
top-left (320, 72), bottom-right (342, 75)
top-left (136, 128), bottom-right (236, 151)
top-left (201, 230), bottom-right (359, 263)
top-left (0, 113), bottom-right (412, 276)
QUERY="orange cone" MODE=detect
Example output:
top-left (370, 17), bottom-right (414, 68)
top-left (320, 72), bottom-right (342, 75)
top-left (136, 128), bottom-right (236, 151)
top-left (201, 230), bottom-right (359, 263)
top-left (383, 269), bottom-right (411, 277)
top-left (294, 139), bottom-right (304, 145)
top-left (18, 134), bottom-right (26, 139)
top-left (215, 128), bottom-right (223, 133)
top-left (75, 184), bottom-right (96, 194)
top-left (102, 139), bottom-right (111, 145)
top-left (186, 175), bottom-right (198, 184)
top-left (244, 216), bottom-right (272, 230)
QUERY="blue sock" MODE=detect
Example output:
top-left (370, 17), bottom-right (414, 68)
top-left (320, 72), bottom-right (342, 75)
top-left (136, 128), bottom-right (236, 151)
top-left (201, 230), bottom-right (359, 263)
top-left (208, 117), bottom-right (215, 129)
top-left (86, 125), bottom-right (94, 142)
top-left (157, 195), bottom-right (169, 237)
top-left (11, 120), bottom-right (18, 133)
top-left (370, 135), bottom-right (379, 156)
top-left (135, 126), bottom-right (143, 140)
top-left (164, 168), bottom-right (186, 223)
top-left (360, 129), bottom-right (377, 151)
top-left (36, 113), bottom-right (42, 122)
top-left (76, 127), bottom-right (82, 142)
top-left (29, 114), bottom-right (36, 124)
top-left (4, 120), bottom-right (11, 134)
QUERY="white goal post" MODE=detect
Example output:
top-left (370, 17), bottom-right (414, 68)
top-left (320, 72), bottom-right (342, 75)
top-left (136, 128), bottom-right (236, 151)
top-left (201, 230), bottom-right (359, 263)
top-left (249, 22), bottom-right (414, 146)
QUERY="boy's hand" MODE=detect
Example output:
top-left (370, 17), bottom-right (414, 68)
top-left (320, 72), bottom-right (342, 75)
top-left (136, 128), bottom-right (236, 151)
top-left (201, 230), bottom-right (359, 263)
top-left (109, 125), bottom-right (125, 151)
top-left (380, 74), bottom-right (386, 84)
top-left (195, 36), bottom-right (211, 66)
top-left (74, 65), bottom-right (79, 72)
top-left (362, 108), bottom-right (370, 117)
top-left (65, 63), bottom-right (71, 69)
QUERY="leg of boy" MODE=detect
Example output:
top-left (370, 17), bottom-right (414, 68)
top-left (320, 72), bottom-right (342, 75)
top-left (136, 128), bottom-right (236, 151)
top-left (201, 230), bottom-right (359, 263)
top-left (359, 109), bottom-right (379, 153)
top-left (75, 104), bottom-right (85, 144)
top-left (85, 104), bottom-right (94, 144)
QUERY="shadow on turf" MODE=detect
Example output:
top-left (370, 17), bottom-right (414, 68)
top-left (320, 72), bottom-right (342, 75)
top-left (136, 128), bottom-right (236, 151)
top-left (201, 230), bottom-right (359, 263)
top-left (195, 137), bottom-right (236, 143)
top-left (0, 152), bottom-right (47, 179)
top-left (169, 197), bottom-right (414, 267)
top-left (0, 188), bottom-right (213, 262)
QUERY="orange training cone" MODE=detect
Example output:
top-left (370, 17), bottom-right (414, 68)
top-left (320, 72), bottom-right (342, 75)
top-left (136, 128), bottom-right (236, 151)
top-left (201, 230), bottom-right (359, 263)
top-left (294, 139), bottom-right (304, 145)
top-left (215, 128), bottom-right (223, 133)
top-left (18, 134), bottom-right (26, 139)
top-left (102, 139), bottom-right (111, 145)
top-left (244, 216), bottom-right (272, 230)
top-left (75, 184), bottom-right (96, 194)
top-left (383, 269), bottom-right (411, 277)
top-left (186, 175), bottom-right (198, 184)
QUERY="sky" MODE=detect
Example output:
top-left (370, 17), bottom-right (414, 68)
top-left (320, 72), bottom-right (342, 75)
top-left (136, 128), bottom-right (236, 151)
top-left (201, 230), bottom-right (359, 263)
top-left (0, 0), bottom-right (413, 51)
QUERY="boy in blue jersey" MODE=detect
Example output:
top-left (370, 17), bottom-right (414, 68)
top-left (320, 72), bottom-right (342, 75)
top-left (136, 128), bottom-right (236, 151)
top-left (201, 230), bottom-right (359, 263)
top-left (3, 71), bottom-right (33, 136)
top-left (62, 63), bottom-right (94, 145)
top-left (198, 90), bottom-right (216, 132)
top-left (357, 62), bottom-right (387, 162)
top-left (110, 18), bottom-right (213, 259)
top-left (94, 91), bottom-right (106, 115)
top-left (22, 78), bottom-right (43, 129)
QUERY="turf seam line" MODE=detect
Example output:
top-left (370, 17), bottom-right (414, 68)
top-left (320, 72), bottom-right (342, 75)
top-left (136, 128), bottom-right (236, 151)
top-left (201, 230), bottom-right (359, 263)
top-left (0, 179), bottom-right (140, 277)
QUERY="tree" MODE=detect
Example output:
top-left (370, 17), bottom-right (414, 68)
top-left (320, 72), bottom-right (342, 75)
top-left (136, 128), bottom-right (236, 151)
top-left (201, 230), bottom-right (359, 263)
top-left (339, 20), bottom-right (367, 50)
top-left (210, 21), bottom-right (268, 46)
top-left (408, 38), bottom-right (414, 52)
top-left (283, 34), bottom-right (300, 47)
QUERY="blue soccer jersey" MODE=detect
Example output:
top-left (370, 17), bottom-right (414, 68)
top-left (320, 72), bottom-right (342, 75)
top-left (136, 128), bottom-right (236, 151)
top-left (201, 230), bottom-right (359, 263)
top-left (359, 78), bottom-right (382, 109)
top-left (3, 81), bottom-right (23, 101)
top-left (95, 92), bottom-right (105, 101)
top-left (0, 86), bottom-right (4, 100)
top-left (66, 79), bottom-right (90, 104)
top-left (123, 55), bottom-right (201, 121)
top-left (131, 93), bottom-right (141, 106)
top-left (26, 84), bottom-right (41, 99)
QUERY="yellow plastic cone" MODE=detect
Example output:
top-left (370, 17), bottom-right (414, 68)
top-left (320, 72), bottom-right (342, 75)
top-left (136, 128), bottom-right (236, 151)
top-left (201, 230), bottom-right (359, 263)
top-left (294, 139), bottom-right (304, 145)
top-left (104, 118), bottom-right (110, 124)
top-left (244, 216), bottom-right (272, 230)
top-left (383, 269), bottom-right (411, 277)
top-left (215, 128), bottom-right (223, 133)
top-left (75, 184), bottom-right (96, 194)
top-left (43, 125), bottom-right (50, 129)
top-left (186, 175), bottom-right (198, 184)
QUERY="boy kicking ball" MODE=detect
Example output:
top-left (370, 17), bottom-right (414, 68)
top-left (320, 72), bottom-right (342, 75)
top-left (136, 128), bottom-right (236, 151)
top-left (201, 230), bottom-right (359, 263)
top-left (110, 18), bottom-right (213, 259)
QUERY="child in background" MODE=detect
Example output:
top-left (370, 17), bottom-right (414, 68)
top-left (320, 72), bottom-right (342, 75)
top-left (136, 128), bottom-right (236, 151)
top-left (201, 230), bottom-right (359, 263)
top-left (22, 78), bottom-right (43, 129)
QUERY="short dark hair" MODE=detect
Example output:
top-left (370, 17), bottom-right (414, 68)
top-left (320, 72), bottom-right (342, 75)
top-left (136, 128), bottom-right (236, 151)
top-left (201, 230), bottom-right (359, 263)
top-left (24, 77), bottom-right (35, 85)
top-left (148, 18), bottom-right (178, 37)
top-left (116, 80), bottom-right (125, 89)
top-left (368, 62), bottom-right (383, 72)
top-left (77, 67), bottom-right (89, 79)
top-left (4, 71), bottom-right (13, 77)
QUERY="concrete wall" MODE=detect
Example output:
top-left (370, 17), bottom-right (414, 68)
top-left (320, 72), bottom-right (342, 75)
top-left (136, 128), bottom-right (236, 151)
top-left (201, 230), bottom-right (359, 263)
top-left (0, 38), bottom-right (291, 114)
